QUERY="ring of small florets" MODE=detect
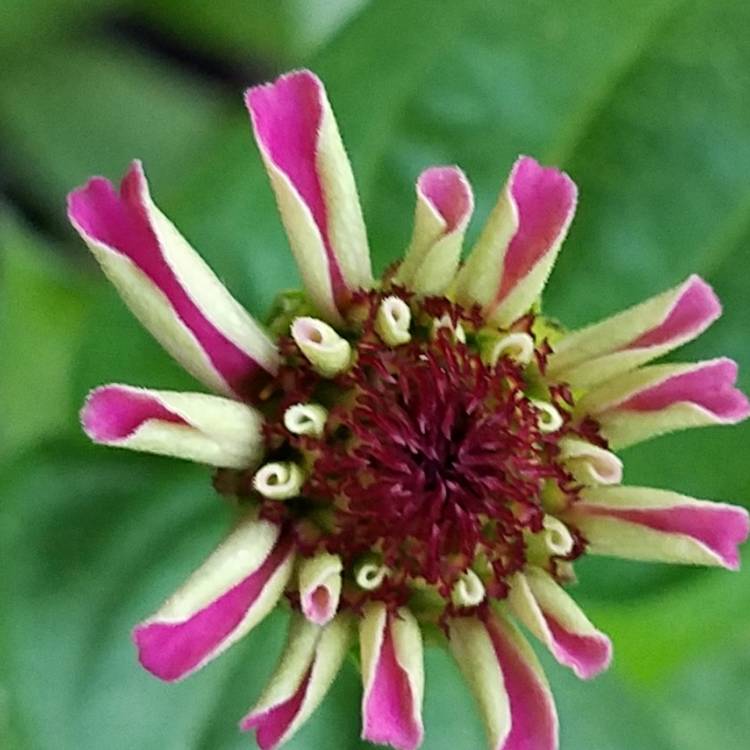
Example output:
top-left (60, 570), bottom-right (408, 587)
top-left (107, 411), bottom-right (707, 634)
top-left (215, 288), bottom-right (600, 623)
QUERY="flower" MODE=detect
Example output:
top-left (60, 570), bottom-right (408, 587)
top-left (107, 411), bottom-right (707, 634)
top-left (67, 69), bottom-right (749, 750)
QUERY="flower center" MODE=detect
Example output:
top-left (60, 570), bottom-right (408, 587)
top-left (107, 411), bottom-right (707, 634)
top-left (216, 291), bottom-right (592, 617)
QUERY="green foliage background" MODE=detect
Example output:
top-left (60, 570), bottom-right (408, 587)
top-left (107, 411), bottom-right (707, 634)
top-left (2, 1), bottom-right (750, 748)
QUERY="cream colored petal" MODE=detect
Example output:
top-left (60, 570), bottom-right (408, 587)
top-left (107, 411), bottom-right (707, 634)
top-left (298, 552), bottom-right (343, 625)
top-left (559, 437), bottom-right (623, 485)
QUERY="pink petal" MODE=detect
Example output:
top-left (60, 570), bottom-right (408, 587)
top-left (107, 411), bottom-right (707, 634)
top-left (626, 275), bottom-right (721, 350)
top-left (245, 70), bottom-right (346, 303)
top-left (363, 616), bottom-right (422, 750)
top-left (496, 156), bottom-right (577, 304)
top-left (486, 617), bottom-right (557, 750)
top-left (581, 503), bottom-right (749, 570)
top-left (543, 614), bottom-right (612, 680)
top-left (241, 669), bottom-right (313, 750)
top-left (67, 162), bottom-right (269, 398)
top-left (302, 586), bottom-right (334, 626)
top-left (618, 358), bottom-right (750, 421)
top-left (82, 385), bottom-right (185, 442)
top-left (418, 166), bottom-right (473, 233)
top-left (133, 536), bottom-right (293, 681)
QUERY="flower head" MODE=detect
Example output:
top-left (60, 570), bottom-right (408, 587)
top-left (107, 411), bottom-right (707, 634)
top-left (68, 69), bottom-right (749, 750)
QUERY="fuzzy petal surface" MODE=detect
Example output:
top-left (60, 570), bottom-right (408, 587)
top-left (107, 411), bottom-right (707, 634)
top-left (563, 486), bottom-right (749, 570)
top-left (449, 613), bottom-right (558, 750)
top-left (133, 516), bottom-right (294, 681)
top-left (241, 612), bottom-right (353, 750)
top-left (360, 603), bottom-right (424, 750)
top-left (548, 275), bottom-right (720, 389)
top-left (577, 358), bottom-right (749, 448)
top-left (509, 569), bottom-right (612, 679)
top-left (68, 161), bottom-right (279, 398)
top-left (455, 156), bottom-right (576, 326)
top-left (396, 165), bottom-right (474, 295)
top-left (82, 384), bottom-right (265, 468)
top-left (246, 69), bottom-right (371, 322)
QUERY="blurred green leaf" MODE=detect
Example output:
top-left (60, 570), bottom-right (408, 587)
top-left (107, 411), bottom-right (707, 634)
top-left (656, 633), bottom-right (750, 750)
top-left (582, 565), bottom-right (750, 685)
top-left (0, 442), bottom-right (369, 749)
top-left (6, 0), bottom-right (750, 748)
top-left (0, 212), bottom-right (93, 458)
top-left (0, 0), bottom-right (120, 57)
top-left (0, 39), bottom-right (230, 232)
top-left (140, 0), bottom-right (369, 64)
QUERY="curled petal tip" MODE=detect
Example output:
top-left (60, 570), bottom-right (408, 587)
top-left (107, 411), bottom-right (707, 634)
top-left (417, 165), bottom-right (474, 233)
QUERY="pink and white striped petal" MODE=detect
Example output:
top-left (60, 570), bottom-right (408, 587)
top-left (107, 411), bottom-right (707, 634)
top-left (563, 486), bottom-right (750, 570)
top-left (576, 358), bottom-right (749, 448)
top-left (360, 603), bottom-right (424, 750)
top-left (68, 161), bottom-right (279, 399)
top-left (449, 613), bottom-right (558, 750)
top-left (133, 516), bottom-right (294, 682)
top-left (508, 569), bottom-right (612, 680)
top-left (241, 612), bottom-right (353, 750)
top-left (455, 156), bottom-right (577, 327)
top-left (547, 275), bottom-right (721, 389)
top-left (395, 166), bottom-right (474, 295)
top-left (298, 552), bottom-right (342, 626)
top-left (82, 384), bottom-right (266, 468)
top-left (246, 70), bottom-right (371, 323)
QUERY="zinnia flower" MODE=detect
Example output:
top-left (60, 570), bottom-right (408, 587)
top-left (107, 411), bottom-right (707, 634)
top-left (67, 69), bottom-right (749, 750)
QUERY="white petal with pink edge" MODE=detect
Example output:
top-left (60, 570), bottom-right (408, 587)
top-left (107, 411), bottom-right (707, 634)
top-left (455, 156), bottom-right (576, 327)
top-left (508, 569), bottom-right (612, 679)
top-left (547, 275), bottom-right (720, 389)
top-left (449, 612), bottom-right (558, 750)
top-left (575, 358), bottom-right (749, 448)
top-left (246, 69), bottom-right (371, 323)
top-left (360, 602), bottom-right (424, 750)
top-left (241, 612), bottom-right (353, 750)
top-left (562, 486), bottom-right (749, 570)
top-left (132, 515), bottom-right (294, 682)
top-left (82, 384), bottom-right (265, 468)
top-left (298, 552), bottom-right (342, 626)
top-left (67, 161), bottom-right (279, 399)
top-left (396, 166), bottom-right (474, 295)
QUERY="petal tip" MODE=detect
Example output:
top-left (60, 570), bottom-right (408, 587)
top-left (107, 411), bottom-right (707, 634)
top-left (417, 165), bottom-right (474, 232)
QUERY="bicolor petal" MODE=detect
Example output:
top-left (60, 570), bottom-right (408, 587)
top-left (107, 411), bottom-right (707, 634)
top-left (396, 166), bottom-right (474, 295)
top-left (563, 486), bottom-right (750, 570)
top-left (455, 156), bottom-right (576, 327)
top-left (133, 515), bottom-right (294, 682)
top-left (576, 358), bottom-right (749, 448)
top-left (246, 70), bottom-right (371, 323)
top-left (449, 613), bottom-right (558, 750)
top-left (241, 612), bottom-right (353, 750)
top-left (508, 569), bottom-right (612, 679)
top-left (559, 437), bottom-right (623, 486)
top-left (82, 384), bottom-right (265, 468)
top-left (360, 603), bottom-right (424, 750)
top-left (67, 161), bottom-right (279, 399)
top-left (298, 552), bottom-right (342, 626)
top-left (547, 275), bottom-right (721, 389)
